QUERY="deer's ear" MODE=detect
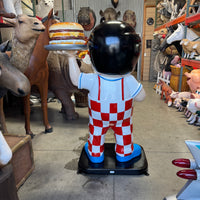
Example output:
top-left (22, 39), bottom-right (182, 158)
top-left (48, 8), bottom-right (54, 19)
top-left (55, 11), bottom-right (58, 16)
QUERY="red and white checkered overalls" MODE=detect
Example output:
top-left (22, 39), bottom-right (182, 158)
top-left (87, 75), bottom-right (134, 158)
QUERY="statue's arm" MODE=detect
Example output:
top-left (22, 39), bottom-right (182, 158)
top-left (68, 56), bottom-right (81, 87)
top-left (134, 88), bottom-right (146, 102)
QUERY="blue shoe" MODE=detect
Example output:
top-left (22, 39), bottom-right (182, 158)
top-left (84, 142), bottom-right (104, 163)
top-left (116, 144), bottom-right (141, 162)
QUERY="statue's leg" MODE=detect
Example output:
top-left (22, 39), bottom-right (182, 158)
top-left (84, 123), bottom-right (108, 163)
top-left (113, 122), bottom-right (133, 156)
top-left (113, 119), bottom-right (141, 162)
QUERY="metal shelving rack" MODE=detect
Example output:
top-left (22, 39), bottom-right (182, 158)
top-left (182, 0), bottom-right (200, 68)
top-left (154, 0), bottom-right (200, 91)
top-left (154, 14), bottom-right (186, 31)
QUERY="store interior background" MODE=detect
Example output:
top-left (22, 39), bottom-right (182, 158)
top-left (1, 0), bottom-right (200, 200)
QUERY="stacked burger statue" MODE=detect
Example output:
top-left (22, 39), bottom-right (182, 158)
top-left (48, 22), bottom-right (86, 46)
top-left (47, 21), bottom-right (147, 171)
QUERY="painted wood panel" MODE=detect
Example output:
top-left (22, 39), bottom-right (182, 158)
top-left (141, 6), bottom-right (155, 81)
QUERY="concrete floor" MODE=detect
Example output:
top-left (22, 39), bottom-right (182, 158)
top-left (4, 81), bottom-right (200, 200)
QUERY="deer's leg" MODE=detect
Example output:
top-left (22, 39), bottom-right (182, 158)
top-left (37, 80), bottom-right (52, 134)
top-left (23, 94), bottom-right (34, 137)
top-left (0, 98), bottom-right (8, 134)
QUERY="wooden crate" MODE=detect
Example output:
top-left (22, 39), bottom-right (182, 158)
top-left (4, 135), bottom-right (34, 190)
top-left (74, 90), bottom-right (88, 108)
top-left (170, 65), bottom-right (190, 92)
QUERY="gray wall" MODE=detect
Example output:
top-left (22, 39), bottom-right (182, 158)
top-left (58, 0), bottom-right (144, 35)
top-left (56, 0), bottom-right (144, 80)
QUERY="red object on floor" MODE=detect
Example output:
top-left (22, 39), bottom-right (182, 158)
top-left (177, 169), bottom-right (197, 180)
top-left (172, 158), bottom-right (190, 168)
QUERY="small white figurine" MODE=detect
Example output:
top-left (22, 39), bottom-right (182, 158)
top-left (0, 131), bottom-right (12, 167)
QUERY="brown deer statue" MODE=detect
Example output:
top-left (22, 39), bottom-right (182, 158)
top-left (23, 9), bottom-right (59, 137)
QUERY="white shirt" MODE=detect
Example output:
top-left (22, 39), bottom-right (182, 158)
top-left (78, 73), bottom-right (142, 102)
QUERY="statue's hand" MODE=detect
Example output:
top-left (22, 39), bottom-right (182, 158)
top-left (54, 50), bottom-right (77, 57)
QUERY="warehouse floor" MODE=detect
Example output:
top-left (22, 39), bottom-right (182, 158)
top-left (4, 81), bottom-right (200, 200)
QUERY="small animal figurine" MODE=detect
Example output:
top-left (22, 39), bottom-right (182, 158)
top-left (170, 91), bottom-right (191, 109)
top-left (185, 99), bottom-right (200, 124)
top-left (170, 91), bottom-right (192, 99)
top-left (173, 98), bottom-right (182, 108)
top-left (158, 80), bottom-right (173, 106)
top-left (178, 99), bottom-right (188, 112)
top-left (192, 41), bottom-right (200, 56)
top-left (180, 39), bottom-right (197, 58)
top-left (182, 89), bottom-right (200, 124)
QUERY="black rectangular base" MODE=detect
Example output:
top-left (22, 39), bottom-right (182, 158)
top-left (78, 143), bottom-right (148, 175)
